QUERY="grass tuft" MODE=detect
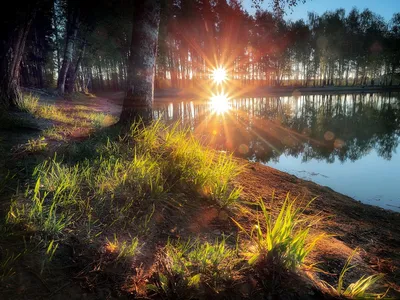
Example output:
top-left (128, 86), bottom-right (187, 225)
top-left (148, 237), bottom-right (239, 295)
top-left (105, 234), bottom-right (140, 262)
top-left (18, 94), bottom-right (39, 113)
top-left (233, 193), bottom-right (325, 272)
top-left (322, 248), bottom-right (388, 299)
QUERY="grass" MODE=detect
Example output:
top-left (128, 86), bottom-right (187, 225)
top-left (105, 234), bottom-right (140, 262)
top-left (0, 249), bottom-right (23, 282)
top-left (6, 120), bottom-right (242, 246)
top-left (134, 121), bottom-right (243, 207)
top-left (322, 248), bottom-right (388, 299)
top-left (16, 93), bottom-right (118, 129)
top-left (18, 94), bottom-right (39, 113)
top-left (233, 194), bottom-right (325, 272)
top-left (25, 137), bottom-right (48, 152)
top-left (148, 237), bottom-right (239, 295)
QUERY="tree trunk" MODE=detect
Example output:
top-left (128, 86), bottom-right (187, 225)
top-left (120, 0), bottom-right (161, 123)
top-left (57, 2), bottom-right (79, 94)
top-left (66, 40), bottom-right (86, 94)
top-left (0, 2), bottom-right (37, 109)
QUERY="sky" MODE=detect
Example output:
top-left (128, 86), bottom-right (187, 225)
top-left (242, 0), bottom-right (400, 22)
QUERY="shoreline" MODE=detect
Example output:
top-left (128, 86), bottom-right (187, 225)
top-left (235, 159), bottom-right (400, 296)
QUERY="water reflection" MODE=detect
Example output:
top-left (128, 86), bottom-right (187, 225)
top-left (154, 93), bottom-right (400, 163)
top-left (154, 93), bottom-right (400, 211)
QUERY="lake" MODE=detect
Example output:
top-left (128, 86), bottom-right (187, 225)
top-left (154, 92), bottom-right (400, 212)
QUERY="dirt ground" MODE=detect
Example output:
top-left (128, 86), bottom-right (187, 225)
top-left (234, 161), bottom-right (400, 296)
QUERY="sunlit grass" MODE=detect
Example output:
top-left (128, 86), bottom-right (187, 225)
top-left (18, 94), bottom-right (39, 113)
top-left (17, 93), bottom-right (117, 129)
top-left (75, 111), bottom-right (118, 128)
top-left (36, 104), bottom-right (75, 124)
top-left (134, 120), bottom-right (242, 207)
top-left (322, 248), bottom-right (388, 299)
top-left (233, 194), bottom-right (325, 271)
top-left (25, 137), bottom-right (48, 152)
top-left (105, 234), bottom-right (140, 262)
top-left (42, 126), bottom-right (71, 141)
top-left (7, 120), bottom-right (242, 243)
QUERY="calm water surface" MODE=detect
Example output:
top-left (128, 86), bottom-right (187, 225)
top-left (154, 93), bottom-right (400, 212)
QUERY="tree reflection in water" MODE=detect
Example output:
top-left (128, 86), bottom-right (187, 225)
top-left (153, 93), bottom-right (400, 164)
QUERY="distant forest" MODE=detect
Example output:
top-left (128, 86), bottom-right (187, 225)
top-left (20, 0), bottom-right (400, 92)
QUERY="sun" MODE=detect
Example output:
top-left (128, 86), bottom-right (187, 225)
top-left (212, 67), bottom-right (227, 84)
top-left (210, 92), bottom-right (230, 114)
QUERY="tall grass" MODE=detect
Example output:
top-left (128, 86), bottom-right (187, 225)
top-left (7, 120), bottom-right (241, 241)
top-left (134, 120), bottom-right (243, 207)
top-left (233, 194), bottom-right (325, 271)
top-left (322, 248), bottom-right (388, 299)
top-left (18, 94), bottom-right (39, 113)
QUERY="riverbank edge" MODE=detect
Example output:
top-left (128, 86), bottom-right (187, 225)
top-left (233, 158), bottom-right (400, 295)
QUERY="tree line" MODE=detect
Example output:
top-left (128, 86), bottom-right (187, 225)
top-left (1, 0), bottom-right (399, 121)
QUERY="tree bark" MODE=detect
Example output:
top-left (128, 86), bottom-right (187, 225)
top-left (67, 40), bottom-right (86, 93)
top-left (120, 0), bottom-right (161, 123)
top-left (57, 1), bottom-right (79, 94)
top-left (0, 2), bottom-right (37, 109)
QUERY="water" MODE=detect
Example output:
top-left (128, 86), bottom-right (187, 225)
top-left (154, 93), bottom-right (400, 212)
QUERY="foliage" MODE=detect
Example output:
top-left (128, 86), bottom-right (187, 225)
top-left (134, 121), bottom-right (243, 207)
top-left (322, 248), bottom-right (388, 299)
top-left (233, 194), bottom-right (325, 271)
top-left (25, 137), bottom-right (48, 152)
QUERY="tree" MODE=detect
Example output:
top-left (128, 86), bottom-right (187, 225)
top-left (119, 0), bottom-right (306, 123)
top-left (120, 0), bottom-right (161, 123)
top-left (0, 1), bottom-right (39, 109)
top-left (57, 0), bottom-right (81, 94)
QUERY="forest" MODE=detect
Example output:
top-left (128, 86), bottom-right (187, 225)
top-left (4, 0), bottom-right (400, 99)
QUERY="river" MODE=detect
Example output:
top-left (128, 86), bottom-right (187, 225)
top-left (154, 92), bottom-right (400, 212)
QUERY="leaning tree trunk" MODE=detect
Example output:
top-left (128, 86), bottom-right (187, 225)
top-left (0, 2), bottom-right (37, 109)
top-left (119, 0), bottom-right (161, 123)
top-left (57, 3), bottom-right (79, 94)
top-left (66, 40), bottom-right (86, 94)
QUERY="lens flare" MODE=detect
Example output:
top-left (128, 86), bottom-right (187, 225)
top-left (210, 93), bottom-right (230, 114)
top-left (212, 67), bottom-right (227, 84)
